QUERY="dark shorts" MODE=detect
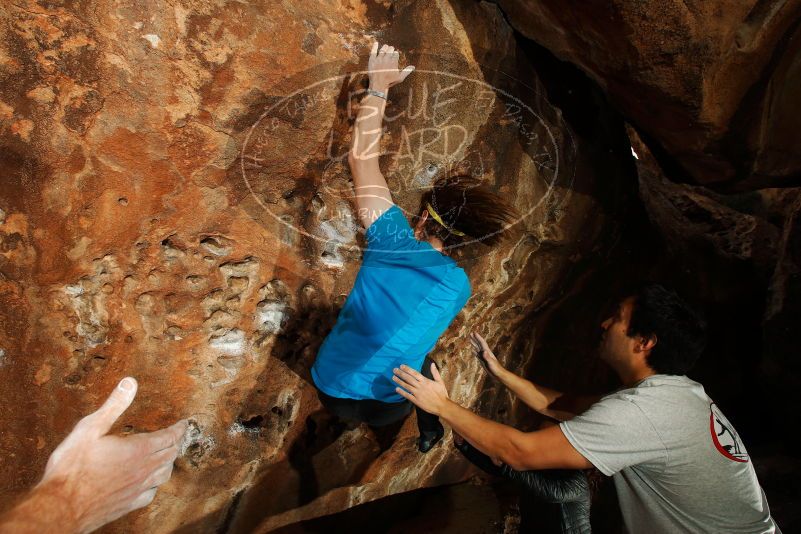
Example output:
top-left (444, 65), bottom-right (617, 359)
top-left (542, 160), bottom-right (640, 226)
top-left (316, 388), bottom-right (412, 427)
top-left (314, 357), bottom-right (440, 434)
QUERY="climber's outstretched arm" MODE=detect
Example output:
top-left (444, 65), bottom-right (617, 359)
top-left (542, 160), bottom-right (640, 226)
top-left (349, 41), bottom-right (414, 229)
top-left (393, 364), bottom-right (592, 471)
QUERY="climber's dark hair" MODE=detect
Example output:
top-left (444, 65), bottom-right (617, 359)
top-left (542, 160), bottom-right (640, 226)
top-left (417, 175), bottom-right (520, 248)
top-left (625, 283), bottom-right (707, 375)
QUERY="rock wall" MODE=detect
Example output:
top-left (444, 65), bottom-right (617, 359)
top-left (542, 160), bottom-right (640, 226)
top-left (6, 0), bottom-right (796, 530)
top-left (497, 0), bottom-right (801, 190)
top-left (0, 1), bottom-right (636, 532)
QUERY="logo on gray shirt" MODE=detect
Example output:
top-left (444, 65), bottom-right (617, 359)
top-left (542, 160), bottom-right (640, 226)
top-left (710, 402), bottom-right (749, 463)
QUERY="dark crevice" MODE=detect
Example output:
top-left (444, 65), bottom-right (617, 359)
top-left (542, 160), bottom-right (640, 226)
top-left (239, 414), bottom-right (264, 429)
top-left (216, 489), bottom-right (244, 534)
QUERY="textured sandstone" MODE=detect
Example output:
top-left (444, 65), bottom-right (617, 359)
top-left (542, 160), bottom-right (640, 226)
top-left (5, 0), bottom-right (797, 530)
top-left (497, 0), bottom-right (801, 189)
top-left (0, 1), bottom-right (634, 532)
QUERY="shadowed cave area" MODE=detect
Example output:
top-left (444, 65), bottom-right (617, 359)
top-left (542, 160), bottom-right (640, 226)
top-left (0, 0), bottom-right (799, 532)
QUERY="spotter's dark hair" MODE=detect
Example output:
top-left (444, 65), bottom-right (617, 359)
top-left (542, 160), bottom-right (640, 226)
top-left (417, 174), bottom-right (520, 248)
top-left (626, 283), bottom-right (707, 375)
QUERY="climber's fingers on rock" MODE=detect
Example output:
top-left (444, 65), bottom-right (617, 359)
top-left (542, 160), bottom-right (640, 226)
top-left (140, 419), bottom-right (189, 455)
top-left (400, 65), bottom-right (415, 82)
top-left (145, 461), bottom-right (175, 489)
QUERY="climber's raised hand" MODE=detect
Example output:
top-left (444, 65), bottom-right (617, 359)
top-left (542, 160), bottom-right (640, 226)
top-left (367, 41), bottom-right (415, 92)
top-left (0, 378), bottom-right (188, 534)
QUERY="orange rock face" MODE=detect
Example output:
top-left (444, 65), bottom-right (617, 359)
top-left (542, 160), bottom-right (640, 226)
top-left (0, 1), bottom-right (635, 531)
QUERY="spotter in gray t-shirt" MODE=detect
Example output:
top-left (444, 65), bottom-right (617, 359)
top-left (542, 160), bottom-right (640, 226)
top-left (560, 374), bottom-right (778, 533)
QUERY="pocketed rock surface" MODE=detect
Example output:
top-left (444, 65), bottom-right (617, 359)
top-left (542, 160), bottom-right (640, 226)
top-left (0, 1), bottom-right (633, 532)
top-left (4, 0), bottom-right (799, 531)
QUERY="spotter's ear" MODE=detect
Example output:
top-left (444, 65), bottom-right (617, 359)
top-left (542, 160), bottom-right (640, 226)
top-left (637, 334), bottom-right (657, 353)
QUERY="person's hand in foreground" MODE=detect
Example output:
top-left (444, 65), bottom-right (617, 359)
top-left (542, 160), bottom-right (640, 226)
top-left (393, 363), bottom-right (451, 416)
top-left (470, 332), bottom-right (505, 377)
top-left (0, 377), bottom-right (188, 534)
top-left (367, 40), bottom-right (415, 93)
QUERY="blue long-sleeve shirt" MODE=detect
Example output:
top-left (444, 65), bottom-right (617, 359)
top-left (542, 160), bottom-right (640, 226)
top-left (311, 204), bottom-right (471, 402)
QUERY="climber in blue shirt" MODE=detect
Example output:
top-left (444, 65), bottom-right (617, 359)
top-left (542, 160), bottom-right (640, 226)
top-left (311, 41), bottom-right (519, 452)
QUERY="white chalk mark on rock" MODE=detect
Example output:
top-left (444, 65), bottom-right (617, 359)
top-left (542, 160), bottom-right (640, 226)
top-left (180, 421), bottom-right (216, 462)
top-left (209, 328), bottom-right (245, 356)
top-left (319, 203), bottom-right (357, 268)
top-left (63, 259), bottom-right (116, 348)
top-left (142, 34), bottom-right (161, 48)
top-left (200, 235), bottom-right (233, 256)
top-left (228, 421), bottom-right (260, 436)
top-left (255, 301), bottom-right (287, 334)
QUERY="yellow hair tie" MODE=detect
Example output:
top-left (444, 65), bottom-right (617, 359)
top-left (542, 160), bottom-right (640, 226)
top-left (426, 202), bottom-right (465, 236)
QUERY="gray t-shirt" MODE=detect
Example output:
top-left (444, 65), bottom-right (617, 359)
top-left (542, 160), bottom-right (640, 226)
top-left (560, 374), bottom-right (777, 533)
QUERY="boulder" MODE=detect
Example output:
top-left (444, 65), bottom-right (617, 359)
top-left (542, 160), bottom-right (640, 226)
top-left (497, 0), bottom-right (801, 190)
top-left (0, 1), bottom-right (636, 531)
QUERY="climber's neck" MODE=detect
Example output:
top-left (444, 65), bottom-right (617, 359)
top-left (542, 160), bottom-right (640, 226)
top-left (426, 237), bottom-right (445, 254)
top-left (414, 226), bottom-right (448, 256)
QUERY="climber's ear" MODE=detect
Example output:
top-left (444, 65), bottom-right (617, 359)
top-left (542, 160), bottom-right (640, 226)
top-left (414, 210), bottom-right (429, 239)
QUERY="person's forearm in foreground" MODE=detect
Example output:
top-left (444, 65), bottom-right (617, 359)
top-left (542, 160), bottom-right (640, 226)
top-left (0, 481), bottom-right (80, 533)
top-left (0, 378), bottom-right (187, 534)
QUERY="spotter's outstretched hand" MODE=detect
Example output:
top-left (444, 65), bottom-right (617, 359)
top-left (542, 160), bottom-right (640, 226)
top-left (470, 332), bottom-right (504, 377)
top-left (393, 363), bottom-right (450, 416)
